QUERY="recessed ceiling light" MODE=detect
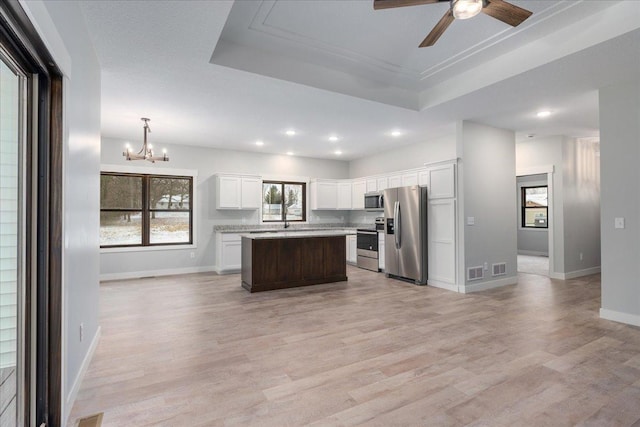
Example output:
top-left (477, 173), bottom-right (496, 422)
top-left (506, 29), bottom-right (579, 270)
top-left (286, 129), bottom-right (296, 136)
top-left (391, 130), bottom-right (402, 137)
top-left (255, 140), bottom-right (264, 146)
top-left (536, 110), bottom-right (552, 118)
top-left (286, 151), bottom-right (294, 156)
top-left (334, 150), bottom-right (342, 155)
top-left (329, 135), bottom-right (339, 142)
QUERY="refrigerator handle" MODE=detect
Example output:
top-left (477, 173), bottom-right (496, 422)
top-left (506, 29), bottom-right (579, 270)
top-left (394, 201), bottom-right (401, 249)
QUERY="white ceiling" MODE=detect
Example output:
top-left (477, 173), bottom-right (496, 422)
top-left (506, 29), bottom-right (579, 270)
top-left (78, 0), bottom-right (640, 161)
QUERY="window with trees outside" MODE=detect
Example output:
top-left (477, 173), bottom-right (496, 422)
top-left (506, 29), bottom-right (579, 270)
top-left (262, 181), bottom-right (306, 222)
top-left (522, 185), bottom-right (548, 228)
top-left (100, 172), bottom-right (193, 247)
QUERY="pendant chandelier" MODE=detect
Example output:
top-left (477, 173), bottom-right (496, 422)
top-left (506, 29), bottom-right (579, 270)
top-left (123, 117), bottom-right (169, 162)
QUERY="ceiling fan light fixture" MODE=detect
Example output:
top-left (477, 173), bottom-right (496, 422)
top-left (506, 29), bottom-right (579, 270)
top-left (451, 0), bottom-right (483, 20)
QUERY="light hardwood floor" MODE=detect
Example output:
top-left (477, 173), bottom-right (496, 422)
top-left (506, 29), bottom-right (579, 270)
top-left (68, 267), bottom-right (640, 426)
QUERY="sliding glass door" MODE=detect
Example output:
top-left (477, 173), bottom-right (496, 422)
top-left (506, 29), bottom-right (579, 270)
top-left (0, 48), bottom-right (26, 427)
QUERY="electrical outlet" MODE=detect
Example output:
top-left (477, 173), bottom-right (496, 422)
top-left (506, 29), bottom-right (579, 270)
top-left (190, 252), bottom-right (195, 259)
top-left (483, 262), bottom-right (488, 271)
top-left (80, 323), bottom-right (84, 342)
top-left (579, 252), bottom-right (583, 261)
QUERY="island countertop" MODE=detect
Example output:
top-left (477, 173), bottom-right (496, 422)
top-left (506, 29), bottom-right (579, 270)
top-left (240, 229), bottom-right (355, 239)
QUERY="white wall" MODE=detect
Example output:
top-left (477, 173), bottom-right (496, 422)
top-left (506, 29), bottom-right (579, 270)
top-left (562, 138), bottom-right (600, 275)
top-left (599, 80), bottom-right (640, 327)
top-left (100, 138), bottom-right (350, 278)
top-left (517, 174), bottom-right (549, 256)
top-left (25, 0), bottom-right (102, 422)
top-left (457, 121), bottom-right (517, 292)
top-left (348, 133), bottom-right (456, 178)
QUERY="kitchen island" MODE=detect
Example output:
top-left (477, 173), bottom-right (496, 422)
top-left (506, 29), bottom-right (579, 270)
top-left (241, 230), bottom-right (349, 292)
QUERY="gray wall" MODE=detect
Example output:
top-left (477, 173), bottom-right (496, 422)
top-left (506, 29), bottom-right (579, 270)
top-left (457, 121), bottom-right (517, 289)
top-left (348, 133), bottom-right (456, 178)
top-left (599, 80), bottom-right (640, 324)
top-left (517, 174), bottom-right (549, 255)
top-left (515, 136), bottom-right (601, 277)
top-left (27, 0), bottom-right (102, 422)
top-left (100, 138), bottom-right (350, 277)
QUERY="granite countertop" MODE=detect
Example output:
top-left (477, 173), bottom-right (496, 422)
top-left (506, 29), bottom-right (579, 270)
top-left (240, 229), bottom-right (355, 239)
top-left (214, 224), bottom-right (364, 233)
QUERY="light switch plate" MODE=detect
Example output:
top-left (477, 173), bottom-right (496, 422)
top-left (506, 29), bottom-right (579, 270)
top-left (467, 217), bottom-right (475, 226)
top-left (615, 217), bottom-right (625, 229)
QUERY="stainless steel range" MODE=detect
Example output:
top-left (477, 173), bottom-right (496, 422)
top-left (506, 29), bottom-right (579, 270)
top-left (356, 228), bottom-right (378, 271)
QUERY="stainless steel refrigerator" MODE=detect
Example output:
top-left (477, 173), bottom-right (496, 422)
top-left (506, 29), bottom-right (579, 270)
top-left (383, 185), bottom-right (428, 284)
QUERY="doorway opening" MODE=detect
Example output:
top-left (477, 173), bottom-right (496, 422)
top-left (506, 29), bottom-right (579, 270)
top-left (517, 174), bottom-right (550, 277)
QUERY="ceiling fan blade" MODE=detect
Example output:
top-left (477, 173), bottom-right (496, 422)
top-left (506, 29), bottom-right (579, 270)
top-left (419, 9), bottom-right (454, 47)
top-left (373, 0), bottom-right (444, 10)
top-left (482, 0), bottom-right (532, 27)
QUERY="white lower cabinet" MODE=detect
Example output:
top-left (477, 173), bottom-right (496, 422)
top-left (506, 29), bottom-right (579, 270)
top-left (346, 234), bottom-right (357, 264)
top-left (378, 232), bottom-right (385, 271)
top-left (216, 233), bottom-right (242, 273)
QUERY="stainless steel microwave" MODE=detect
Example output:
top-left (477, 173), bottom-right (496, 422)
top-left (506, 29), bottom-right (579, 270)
top-left (364, 192), bottom-right (384, 210)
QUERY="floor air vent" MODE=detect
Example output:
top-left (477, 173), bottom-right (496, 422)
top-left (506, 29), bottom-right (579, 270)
top-left (492, 262), bottom-right (507, 276)
top-left (467, 266), bottom-right (483, 281)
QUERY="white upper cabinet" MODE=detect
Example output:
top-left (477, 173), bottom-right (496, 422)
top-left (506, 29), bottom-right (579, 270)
top-left (428, 163), bottom-right (456, 199)
top-left (366, 179), bottom-right (377, 193)
top-left (240, 177), bottom-right (261, 209)
top-left (216, 174), bottom-right (262, 209)
top-left (418, 170), bottom-right (430, 187)
top-left (388, 174), bottom-right (402, 189)
top-left (376, 176), bottom-right (388, 192)
top-left (351, 180), bottom-right (366, 210)
top-left (337, 182), bottom-right (352, 210)
top-left (310, 180), bottom-right (338, 210)
top-left (402, 172), bottom-right (418, 187)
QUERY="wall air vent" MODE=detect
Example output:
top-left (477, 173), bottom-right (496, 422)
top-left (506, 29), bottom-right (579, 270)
top-left (467, 266), bottom-right (483, 281)
top-left (492, 262), bottom-right (507, 276)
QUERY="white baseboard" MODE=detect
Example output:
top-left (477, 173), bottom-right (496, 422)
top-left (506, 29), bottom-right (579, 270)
top-left (600, 308), bottom-right (640, 327)
top-left (550, 266), bottom-right (601, 280)
top-left (100, 266), bottom-right (217, 281)
top-left (461, 276), bottom-right (517, 293)
top-left (518, 250), bottom-right (549, 256)
top-left (66, 326), bottom-right (101, 423)
top-left (213, 266), bottom-right (241, 275)
top-left (427, 279), bottom-right (458, 293)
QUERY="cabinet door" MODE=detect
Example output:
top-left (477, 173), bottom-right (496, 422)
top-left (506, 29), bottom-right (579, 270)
top-left (376, 177), bottom-right (388, 191)
top-left (221, 240), bottom-right (242, 270)
top-left (429, 164), bottom-right (455, 199)
top-left (337, 182), bottom-right (352, 210)
top-left (218, 176), bottom-right (241, 209)
top-left (313, 181), bottom-right (338, 209)
top-left (366, 179), bottom-right (377, 193)
top-left (418, 170), bottom-right (430, 187)
top-left (388, 174), bottom-right (402, 189)
top-left (347, 235), bottom-right (357, 263)
top-left (378, 232), bottom-right (385, 270)
top-left (351, 180), bottom-right (366, 210)
top-left (402, 172), bottom-right (418, 187)
top-left (428, 199), bottom-right (456, 284)
top-left (241, 177), bottom-right (261, 209)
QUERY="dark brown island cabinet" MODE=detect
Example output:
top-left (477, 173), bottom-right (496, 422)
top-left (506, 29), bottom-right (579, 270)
top-left (241, 233), bottom-right (348, 292)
